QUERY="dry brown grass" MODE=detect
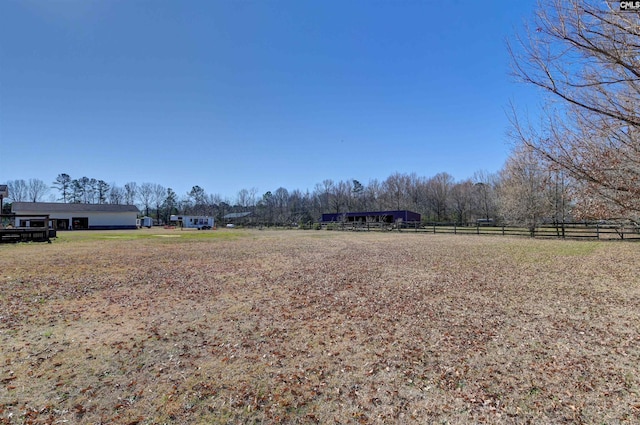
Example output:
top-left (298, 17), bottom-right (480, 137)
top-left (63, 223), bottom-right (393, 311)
top-left (1, 229), bottom-right (640, 424)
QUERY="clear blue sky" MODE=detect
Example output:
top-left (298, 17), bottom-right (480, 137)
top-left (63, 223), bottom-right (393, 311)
top-left (0, 0), bottom-right (540, 202)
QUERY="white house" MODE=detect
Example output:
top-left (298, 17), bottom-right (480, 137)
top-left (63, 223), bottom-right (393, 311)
top-left (11, 202), bottom-right (139, 230)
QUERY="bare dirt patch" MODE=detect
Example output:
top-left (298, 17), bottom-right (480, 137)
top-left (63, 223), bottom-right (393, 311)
top-left (1, 231), bottom-right (639, 424)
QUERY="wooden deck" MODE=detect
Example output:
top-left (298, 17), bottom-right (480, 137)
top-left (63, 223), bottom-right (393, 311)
top-left (0, 228), bottom-right (56, 243)
top-left (0, 213), bottom-right (56, 243)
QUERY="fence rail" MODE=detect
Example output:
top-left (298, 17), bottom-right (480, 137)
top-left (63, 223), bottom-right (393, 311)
top-left (323, 221), bottom-right (640, 240)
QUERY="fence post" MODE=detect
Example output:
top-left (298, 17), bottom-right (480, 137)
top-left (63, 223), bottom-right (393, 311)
top-left (502, 226), bottom-right (505, 236)
top-left (596, 223), bottom-right (599, 240)
top-left (433, 224), bottom-right (436, 234)
top-left (477, 223), bottom-right (480, 235)
top-left (454, 224), bottom-right (457, 234)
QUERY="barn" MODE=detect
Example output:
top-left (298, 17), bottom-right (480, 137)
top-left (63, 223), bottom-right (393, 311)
top-left (11, 202), bottom-right (140, 230)
top-left (321, 210), bottom-right (421, 224)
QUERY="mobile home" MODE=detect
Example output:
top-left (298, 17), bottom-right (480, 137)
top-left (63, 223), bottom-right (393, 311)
top-left (169, 215), bottom-right (214, 230)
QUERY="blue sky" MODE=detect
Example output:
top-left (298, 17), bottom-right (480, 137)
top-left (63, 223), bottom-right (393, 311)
top-left (0, 0), bottom-right (540, 202)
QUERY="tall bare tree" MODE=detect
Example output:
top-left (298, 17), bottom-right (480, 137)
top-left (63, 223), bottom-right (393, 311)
top-left (26, 179), bottom-right (49, 202)
top-left (236, 189), bottom-right (251, 209)
top-left (6, 179), bottom-right (27, 202)
top-left (362, 178), bottom-right (384, 211)
top-left (124, 182), bottom-right (138, 206)
top-left (138, 183), bottom-right (155, 217)
top-left (472, 170), bottom-right (499, 221)
top-left (261, 191), bottom-right (275, 225)
top-left (450, 180), bottom-right (474, 224)
top-left (152, 183), bottom-right (166, 223)
top-left (425, 172), bottom-right (454, 222)
top-left (332, 180), bottom-right (353, 213)
top-left (382, 172), bottom-right (410, 211)
top-left (498, 145), bottom-right (554, 234)
top-left (314, 180), bottom-right (334, 214)
top-left (288, 189), bottom-right (313, 224)
top-left (109, 184), bottom-right (125, 205)
top-left (405, 173), bottom-right (424, 213)
top-left (509, 0), bottom-right (640, 221)
top-left (273, 187), bottom-right (290, 224)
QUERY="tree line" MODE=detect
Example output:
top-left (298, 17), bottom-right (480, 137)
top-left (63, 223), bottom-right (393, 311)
top-left (0, 167), bottom-right (577, 228)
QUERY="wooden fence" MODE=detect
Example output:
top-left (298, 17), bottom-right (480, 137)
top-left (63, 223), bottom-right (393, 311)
top-left (324, 221), bottom-right (640, 241)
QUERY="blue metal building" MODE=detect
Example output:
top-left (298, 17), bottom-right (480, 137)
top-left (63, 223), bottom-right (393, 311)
top-left (321, 210), bottom-right (421, 224)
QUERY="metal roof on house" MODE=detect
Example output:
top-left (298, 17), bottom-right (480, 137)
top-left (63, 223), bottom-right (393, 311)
top-left (12, 202), bottom-right (139, 213)
top-left (223, 212), bottom-right (252, 219)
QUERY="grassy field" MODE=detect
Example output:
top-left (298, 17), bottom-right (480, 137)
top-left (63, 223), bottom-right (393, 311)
top-left (1, 228), bottom-right (639, 424)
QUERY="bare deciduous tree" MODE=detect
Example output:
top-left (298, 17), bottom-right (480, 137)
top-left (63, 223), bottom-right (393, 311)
top-left (509, 0), bottom-right (640, 221)
top-left (7, 179), bottom-right (28, 202)
top-left (316, 179), bottom-right (334, 214)
top-left (498, 146), bottom-right (553, 234)
top-left (472, 170), bottom-right (499, 221)
top-left (109, 184), bottom-right (125, 205)
top-left (363, 178), bottom-right (384, 211)
top-left (152, 183), bottom-right (166, 223)
top-left (382, 172), bottom-right (410, 211)
top-left (450, 180), bottom-right (474, 224)
top-left (124, 182), bottom-right (138, 206)
top-left (332, 180), bottom-right (352, 213)
top-left (236, 189), bottom-right (251, 209)
top-left (138, 183), bottom-right (155, 217)
top-left (26, 178), bottom-right (49, 202)
top-left (425, 172), bottom-right (454, 222)
top-left (273, 187), bottom-right (290, 225)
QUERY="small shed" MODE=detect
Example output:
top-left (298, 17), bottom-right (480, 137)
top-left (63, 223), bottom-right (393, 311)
top-left (11, 202), bottom-right (140, 230)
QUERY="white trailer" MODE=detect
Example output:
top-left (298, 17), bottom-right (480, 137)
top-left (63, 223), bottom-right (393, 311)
top-left (170, 215), bottom-right (214, 230)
